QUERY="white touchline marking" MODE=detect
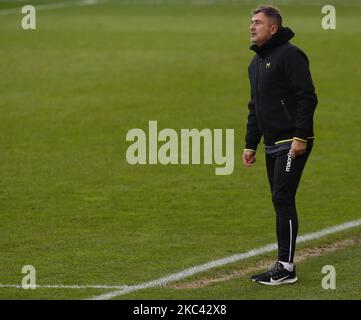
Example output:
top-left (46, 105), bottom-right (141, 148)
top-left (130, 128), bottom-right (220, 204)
top-left (0, 0), bottom-right (102, 15)
top-left (0, 220), bottom-right (359, 296)
top-left (89, 219), bottom-right (361, 300)
top-left (0, 284), bottom-right (128, 289)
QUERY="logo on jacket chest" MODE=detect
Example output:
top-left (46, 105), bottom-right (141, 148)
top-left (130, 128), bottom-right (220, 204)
top-left (266, 62), bottom-right (271, 68)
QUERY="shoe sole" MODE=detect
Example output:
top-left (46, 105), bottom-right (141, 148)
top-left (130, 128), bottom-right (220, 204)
top-left (256, 277), bottom-right (298, 286)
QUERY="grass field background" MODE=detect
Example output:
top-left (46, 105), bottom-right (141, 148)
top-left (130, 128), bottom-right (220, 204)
top-left (0, 0), bottom-right (360, 299)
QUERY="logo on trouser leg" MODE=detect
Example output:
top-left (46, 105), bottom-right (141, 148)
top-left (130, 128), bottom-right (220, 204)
top-left (286, 151), bottom-right (292, 172)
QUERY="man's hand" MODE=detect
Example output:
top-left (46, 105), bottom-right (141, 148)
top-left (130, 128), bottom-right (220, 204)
top-left (290, 139), bottom-right (307, 159)
top-left (243, 149), bottom-right (256, 166)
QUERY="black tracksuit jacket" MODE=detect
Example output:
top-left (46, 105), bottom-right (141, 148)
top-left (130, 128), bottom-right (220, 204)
top-left (245, 27), bottom-right (318, 151)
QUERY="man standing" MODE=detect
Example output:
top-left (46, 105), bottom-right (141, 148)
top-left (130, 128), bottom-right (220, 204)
top-left (243, 5), bottom-right (318, 285)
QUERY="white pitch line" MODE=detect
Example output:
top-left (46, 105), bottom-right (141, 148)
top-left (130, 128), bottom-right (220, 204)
top-left (1, 220), bottom-right (359, 296)
top-left (90, 219), bottom-right (361, 300)
top-left (0, 0), bottom-right (101, 15)
top-left (0, 284), bottom-right (128, 289)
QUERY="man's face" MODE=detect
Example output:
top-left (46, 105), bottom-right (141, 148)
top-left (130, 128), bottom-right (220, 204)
top-left (250, 12), bottom-right (278, 47)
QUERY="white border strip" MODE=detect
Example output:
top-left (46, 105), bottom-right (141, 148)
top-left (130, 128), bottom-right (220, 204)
top-left (0, 0), bottom-right (101, 15)
top-left (90, 219), bottom-right (361, 300)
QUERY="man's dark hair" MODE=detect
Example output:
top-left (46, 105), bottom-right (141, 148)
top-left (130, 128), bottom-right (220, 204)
top-left (252, 5), bottom-right (283, 27)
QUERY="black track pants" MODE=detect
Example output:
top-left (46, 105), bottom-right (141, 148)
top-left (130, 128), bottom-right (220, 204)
top-left (265, 141), bottom-right (313, 263)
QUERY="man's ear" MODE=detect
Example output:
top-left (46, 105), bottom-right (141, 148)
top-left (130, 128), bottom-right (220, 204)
top-left (270, 25), bottom-right (279, 35)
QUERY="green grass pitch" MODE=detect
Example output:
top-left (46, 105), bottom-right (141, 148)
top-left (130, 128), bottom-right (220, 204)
top-left (0, 0), bottom-right (360, 299)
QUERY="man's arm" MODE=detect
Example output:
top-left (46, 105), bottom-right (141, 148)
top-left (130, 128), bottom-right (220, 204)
top-left (284, 47), bottom-right (318, 142)
top-left (284, 47), bottom-right (318, 158)
top-left (244, 94), bottom-right (262, 165)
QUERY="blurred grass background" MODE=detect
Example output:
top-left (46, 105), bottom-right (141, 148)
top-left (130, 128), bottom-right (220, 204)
top-left (0, 0), bottom-right (360, 299)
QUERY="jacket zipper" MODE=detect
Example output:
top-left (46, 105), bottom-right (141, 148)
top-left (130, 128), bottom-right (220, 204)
top-left (255, 58), bottom-right (263, 131)
top-left (281, 99), bottom-right (292, 121)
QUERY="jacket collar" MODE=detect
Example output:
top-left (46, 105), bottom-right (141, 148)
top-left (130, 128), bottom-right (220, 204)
top-left (250, 27), bottom-right (295, 57)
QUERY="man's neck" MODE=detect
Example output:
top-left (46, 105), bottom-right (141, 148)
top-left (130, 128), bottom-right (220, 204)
top-left (254, 35), bottom-right (273, 48)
